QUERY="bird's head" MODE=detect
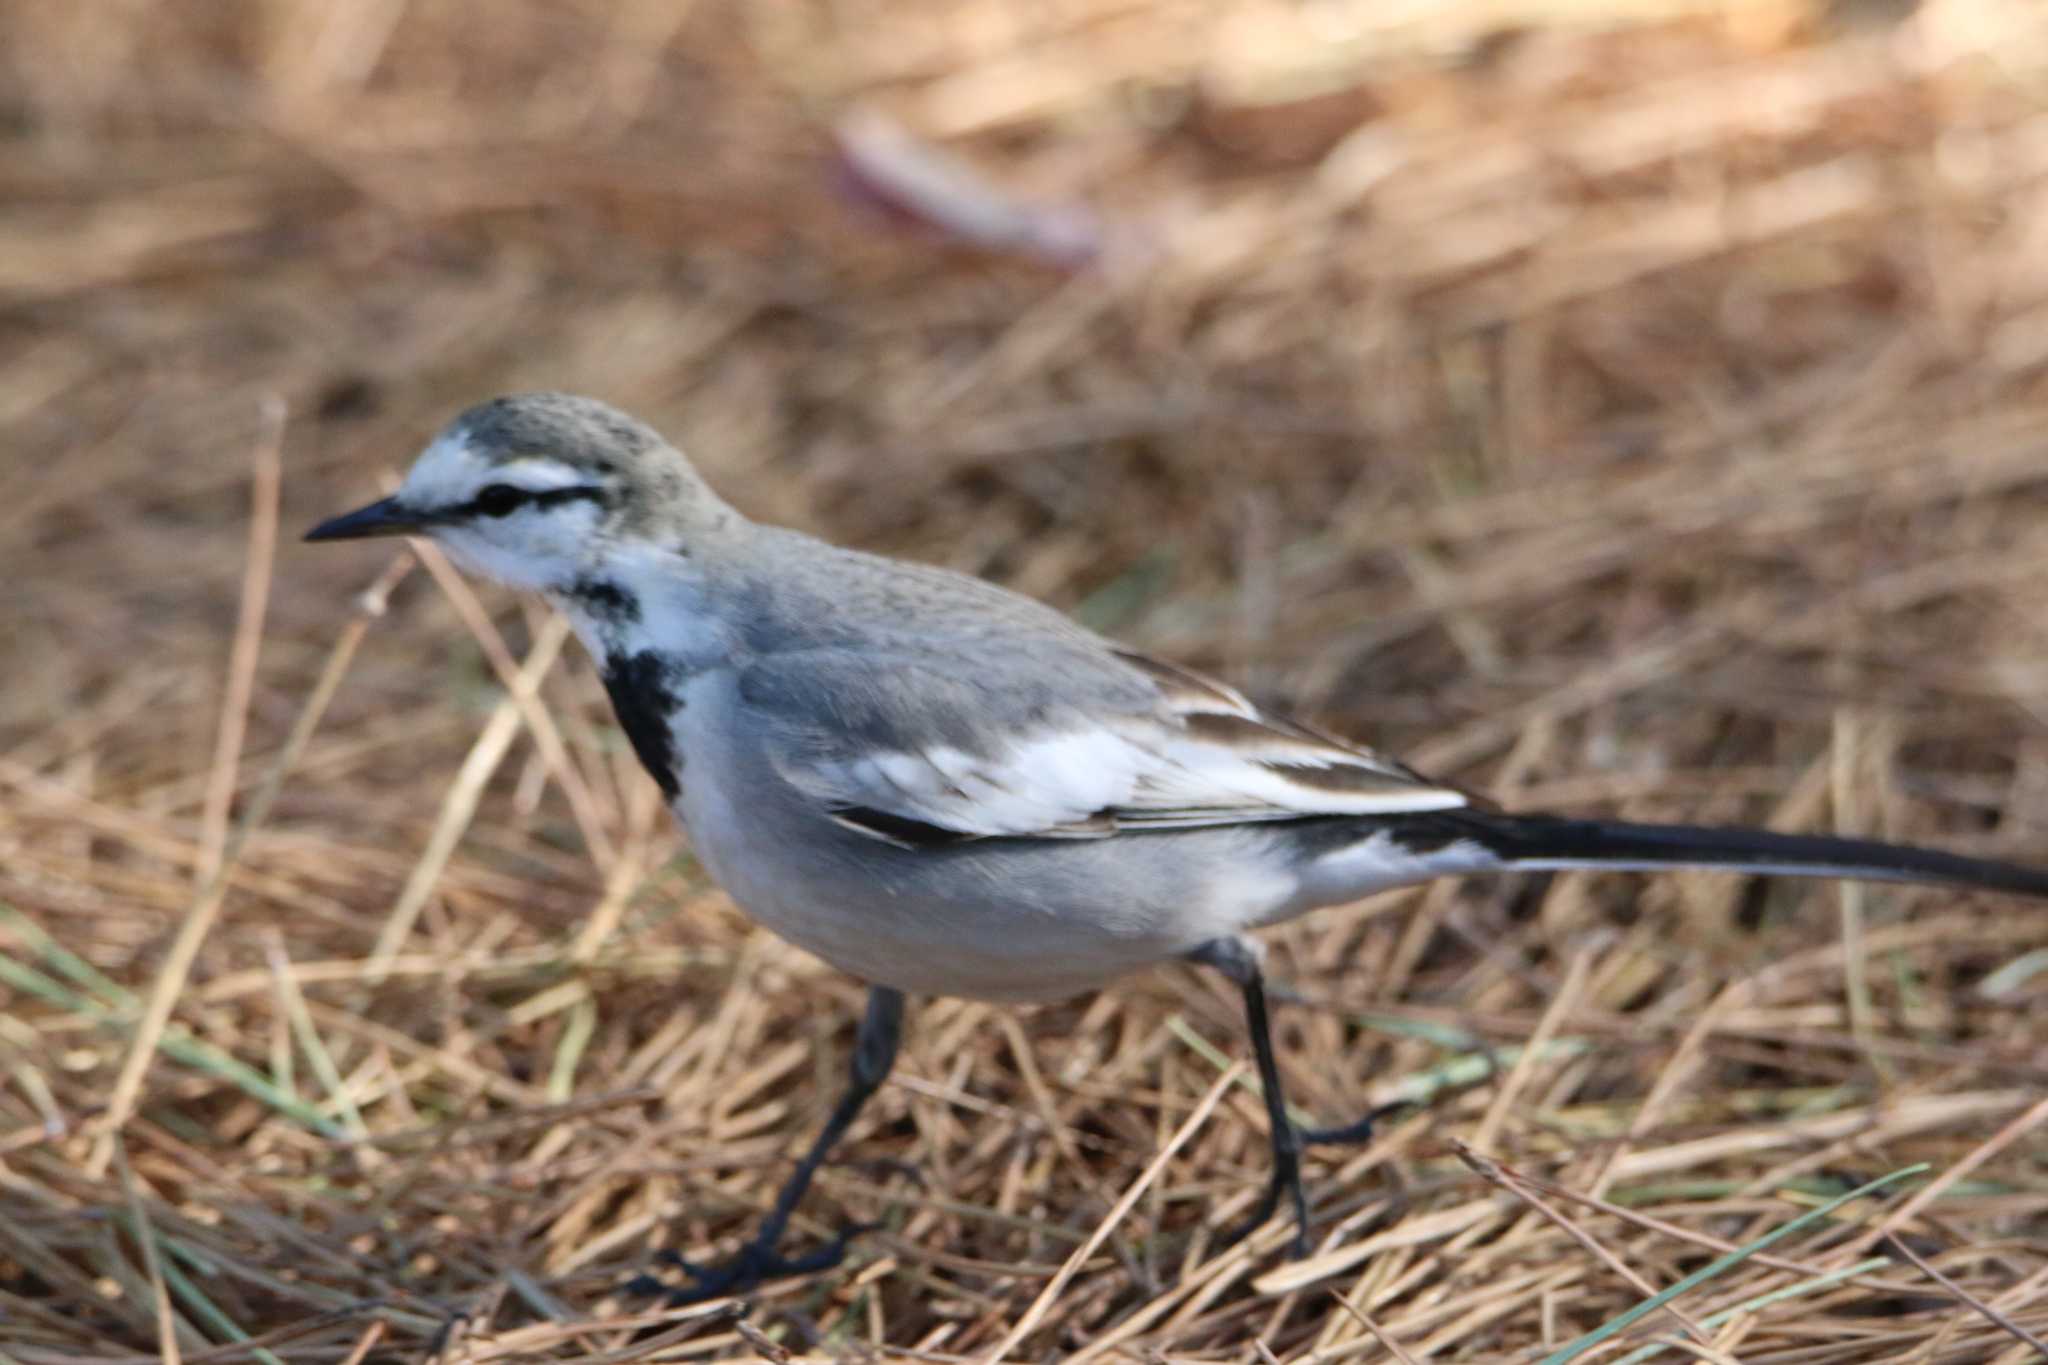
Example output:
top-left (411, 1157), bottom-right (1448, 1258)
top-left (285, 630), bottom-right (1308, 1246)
top-left (306, 393), bottom-right (736, 592)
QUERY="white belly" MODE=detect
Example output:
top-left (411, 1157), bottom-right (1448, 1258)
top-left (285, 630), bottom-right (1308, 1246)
top-left (667, 673), bottom-right (1295, 1001)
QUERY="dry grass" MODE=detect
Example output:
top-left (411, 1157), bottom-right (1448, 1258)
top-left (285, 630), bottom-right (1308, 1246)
top-left (5, 1), bottom-right (2048, 1359)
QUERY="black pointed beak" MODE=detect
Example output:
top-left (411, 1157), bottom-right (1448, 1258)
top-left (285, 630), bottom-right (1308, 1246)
top-left (304, 496), bottom-right (427, 543)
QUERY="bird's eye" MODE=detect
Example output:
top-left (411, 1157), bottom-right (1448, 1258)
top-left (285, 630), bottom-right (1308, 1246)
top-left (473, 484), bottom-right (526, 518)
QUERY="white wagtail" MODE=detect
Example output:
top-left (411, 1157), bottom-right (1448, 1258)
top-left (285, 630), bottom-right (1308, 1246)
top-left (309, 393), bottom-right (2048, 1300)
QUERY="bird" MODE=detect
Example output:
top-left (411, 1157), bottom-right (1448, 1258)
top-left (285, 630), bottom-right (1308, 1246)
top-left (308, 392), bottom-right (2048, 1302)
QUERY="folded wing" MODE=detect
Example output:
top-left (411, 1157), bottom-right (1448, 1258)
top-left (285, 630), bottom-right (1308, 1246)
top-left (738, 644), bottom-right (1469, 848)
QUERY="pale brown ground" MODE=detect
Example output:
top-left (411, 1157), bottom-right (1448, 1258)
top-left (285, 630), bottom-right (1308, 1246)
top-left (4, 2), bottom-right (2048, 1361)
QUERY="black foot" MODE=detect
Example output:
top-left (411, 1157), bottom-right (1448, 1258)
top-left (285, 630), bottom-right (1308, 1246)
top-left (1215, 1151), bottom-right (1311, 1259)
top-left (624, 1222), bottom-right (877, 1305)
top-left (1300, 1099), bottom-right (1412, 1148)
top-left (1212, 1102), bottom-right (1415, 1257)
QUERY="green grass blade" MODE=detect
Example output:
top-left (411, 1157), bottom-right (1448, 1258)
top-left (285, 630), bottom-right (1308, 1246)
top-left (1538, 1164), bottom-right (1927, 1365)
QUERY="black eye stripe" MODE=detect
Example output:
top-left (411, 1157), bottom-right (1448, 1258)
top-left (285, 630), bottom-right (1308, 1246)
top-left (463, 485), bottom-right (605, 518)
top-left (472, 483), bottom-right (525, 517)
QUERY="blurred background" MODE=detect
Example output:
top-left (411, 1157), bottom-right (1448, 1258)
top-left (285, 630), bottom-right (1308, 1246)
top-left (5, 1), bottom-right (2048, 1359)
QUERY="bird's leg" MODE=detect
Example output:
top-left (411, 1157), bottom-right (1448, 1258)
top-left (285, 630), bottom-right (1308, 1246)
top-left (1260, 981), bottom-right (1413, 1147)
top-left (1188, 937), bottom-right (1407, 1257)
top-left (1296, 1105), bottom-right (1406, 1147)
top-left (631, 986), bottom-right (906, 1304)
top-left (1232, 962), bottom-right (1315, 1256)
top-left (1189, 937), bottom-right (1312, 1256)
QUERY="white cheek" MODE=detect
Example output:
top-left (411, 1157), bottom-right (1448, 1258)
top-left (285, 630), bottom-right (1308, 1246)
top-left (435, 505), bottom-right (601, 592)
top-left (434, 526), bottom-right (554, 591)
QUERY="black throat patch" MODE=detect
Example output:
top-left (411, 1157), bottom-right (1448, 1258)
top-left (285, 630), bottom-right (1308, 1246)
top-left (569, 577), bottom-right (640, 626)
top-left (599, 650), bottom-right (683, 799)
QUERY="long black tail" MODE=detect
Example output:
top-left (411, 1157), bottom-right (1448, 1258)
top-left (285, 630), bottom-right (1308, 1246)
top-left (1409, 810), bottom-right (2048, 899)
